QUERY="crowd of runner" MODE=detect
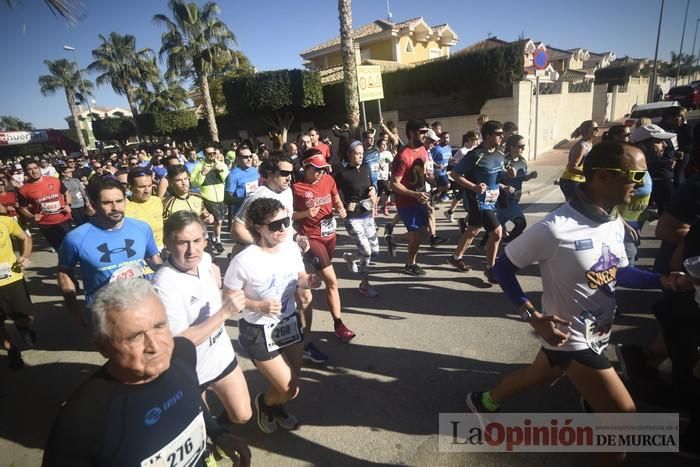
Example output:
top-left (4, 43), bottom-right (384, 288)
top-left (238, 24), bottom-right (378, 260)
top-left (1, 110), bottom-right (700, 465)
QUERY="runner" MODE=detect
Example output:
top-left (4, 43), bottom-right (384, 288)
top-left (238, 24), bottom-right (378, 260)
top-left (224, 145), bottom-right (259, 230)
top-left (559, 120), bottom-right (599, 201)
top-left (58, 178), bottom-right (162, 326)
top-left (448, 121), bottom-right (513, 282)
top-left (191, 144), bottom-right (229, 254)
top-left (292, 151), bottom-right (356, 342)
top-left (162, 166), bottom-right (214, 223)
top-left (385, 119), bottom-right (432, 276)
top-left (430, 131), bottom-right (452, 203)
top-left (58, 163), bottom-right (93, 227)
top-left (446, 131), bottom-right (479, 223)
top-left (335, 141), bottom-right (380, 297)
top-left (231, 155), bottom-right (328, 364)
top-left (224, 197), bottom-right (321, 433)
top-left (154, 211), bottom-right (252, 425)
top-left (43, 279), bottom-right (251, 467)
top-left (17, 158), bottom-right (72, 251)
top-left (467, 142), bottom-right (691, 466)
top-left (376, 138), bottom-right (394, 215)
top-left (125, 167), bottom-right (165, 251)
top-left (0, 214), bottom-right (34, 370)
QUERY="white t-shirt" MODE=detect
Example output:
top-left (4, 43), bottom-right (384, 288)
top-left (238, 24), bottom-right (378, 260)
top-left (223, 241), bottom-right (304, 325)
top-left (153, 252), bottom-right (235, 385)
top-left (234, 185), bottom-right (293, 227)
top-left (377, 150), bottom-right (394, 181)
top-left (505, 203), bottom-right (629, 353)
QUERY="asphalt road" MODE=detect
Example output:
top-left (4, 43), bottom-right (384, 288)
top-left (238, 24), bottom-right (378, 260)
top-left (0, 153), bottom-right (694, 466)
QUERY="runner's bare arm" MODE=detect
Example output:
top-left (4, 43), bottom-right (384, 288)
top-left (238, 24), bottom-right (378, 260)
top-left (231, 219), bottom-right (254, 244)
top-left (15, 229), bottom-right (32, 267)
top-left (566, 142), bottom-right (586, 174)
top-left (178, 291), bottom-right (244, 346)
top-left (57, 269), bottom-right (84, 326)
top-left (146, 254), bottom-right (163, 269)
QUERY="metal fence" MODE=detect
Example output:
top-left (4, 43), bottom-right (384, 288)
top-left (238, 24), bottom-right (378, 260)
top-left (533, 82), bottom-right (562, 95)
top-left (569, 81), bottom-right (593, 93)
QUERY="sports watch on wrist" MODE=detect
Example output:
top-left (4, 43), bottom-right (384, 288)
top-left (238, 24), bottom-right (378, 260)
top-left (521, 305), bottom-right (537, 322)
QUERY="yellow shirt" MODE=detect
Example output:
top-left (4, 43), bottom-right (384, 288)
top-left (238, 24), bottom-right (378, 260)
top-left (0, 216), bottom-right (24, 287)
top-left (163, 193), bottom-right (205, 219)
top-left (126, 196), bottom-right (164, 249)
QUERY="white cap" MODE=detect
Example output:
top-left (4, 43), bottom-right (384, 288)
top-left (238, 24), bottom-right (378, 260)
top-left (630, 124), bottom-right (676, 143)
top-left (426, 128), bottom-right (440, 142)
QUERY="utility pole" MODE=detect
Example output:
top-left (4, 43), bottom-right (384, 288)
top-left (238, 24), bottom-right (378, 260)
top-left (63, 45), bottom-right (94, 153)
top-left (676, 0), bottom-right (691, 85)
top-left (649, 0), bottom-right (665, 102)
top-left (693, 18), bottom-right (700, 81)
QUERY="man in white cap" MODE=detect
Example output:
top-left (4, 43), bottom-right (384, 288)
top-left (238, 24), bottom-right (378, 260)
top-left (630, 124), bottom-right (676, 216)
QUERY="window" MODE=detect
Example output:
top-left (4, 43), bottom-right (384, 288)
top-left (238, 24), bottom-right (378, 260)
top-left (429, 48), bottom-right (442, 59)
top-left (404, 41), bottom-right (414, 53)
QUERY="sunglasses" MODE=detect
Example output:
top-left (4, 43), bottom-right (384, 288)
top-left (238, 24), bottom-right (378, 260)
top-left (276, 169), bottom-right (293, 177)
top-left (264, 217), bottom-right (290, 232)
top-left (310, 166), bottom-right (327, 173)
top-left (516, 144), bottom-right (526, 149)
top-left (130, 168), bottom-right (153, 177)
top-left (592, 167), bottom-right (646, 183)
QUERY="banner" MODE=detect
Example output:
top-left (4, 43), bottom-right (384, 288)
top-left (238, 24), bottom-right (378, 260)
top-left (0, 130), bottom-right (50, 146)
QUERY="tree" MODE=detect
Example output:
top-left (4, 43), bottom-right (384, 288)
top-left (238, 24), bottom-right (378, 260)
top-left (338, 0), bottom-right (360, 132)
top-left (4, 0), bottom-right (84, 24)
top-left (223, 69), bottom-right (324, 145)
top-left (153, 0), bottom-right (238, 143)
top-left (92, 116), bottom-right (137, 148)
top-left (38, 58), bottom-right (93, 154)
top-left (135, 76), bottom-right (190, 113)
top-left (88, 32), bottom-right (157, 121)
top-left (0, 115), bottom-right (34, 131)
top-left (208, 50), bottom-right (255, 113)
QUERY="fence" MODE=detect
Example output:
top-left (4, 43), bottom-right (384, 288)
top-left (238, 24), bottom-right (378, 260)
top-left (569, 81), bottom-right (593, 93)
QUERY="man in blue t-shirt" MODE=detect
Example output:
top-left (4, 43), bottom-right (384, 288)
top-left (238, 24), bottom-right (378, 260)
top-left (224, 145), bottom-right (259, 229)
top-left (448, 121), bottom-right (515, 283)
top-left (430, 131), bottom-right (452, 202)
top-left (58, 178), bottom-right (162, 326)
top-left (362, 131), bottom-right (381, 190)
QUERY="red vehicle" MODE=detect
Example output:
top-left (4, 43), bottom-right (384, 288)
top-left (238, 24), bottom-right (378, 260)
top-left (664, 84), bottom-right (700, 110)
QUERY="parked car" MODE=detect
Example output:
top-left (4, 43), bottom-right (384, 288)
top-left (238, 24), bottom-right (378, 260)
top-left (623, 101), bottom-right (680, 127)
top-left (664, 84), bottom-right (700, 109)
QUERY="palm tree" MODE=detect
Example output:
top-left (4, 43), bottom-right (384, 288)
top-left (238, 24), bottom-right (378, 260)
top-left (4, 0), bottom-right (84, 24)
top-left (38, 58), bottom-right (93, 154)
top-left (338, 0), bottom-right (360, 132)
top-left (135, 77), bottom-right (190, 113)
top-left (88, 33), bottom-right (157, 119)
top-left (153, 0), bottom-right (237, 142)
top-left (0, 115), bottom-right (34, 131)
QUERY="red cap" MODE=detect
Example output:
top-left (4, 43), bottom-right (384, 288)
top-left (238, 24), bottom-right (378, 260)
top-left (303, 154), bottom-right (331, 169)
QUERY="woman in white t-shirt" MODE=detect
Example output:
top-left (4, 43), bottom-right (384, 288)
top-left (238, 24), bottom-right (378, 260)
top-left (223, 197), bottom-right (320, 434)
top-left (154, 211), bottom-right (251, 425)
top-left (376, 139), bottom-right (394, 216)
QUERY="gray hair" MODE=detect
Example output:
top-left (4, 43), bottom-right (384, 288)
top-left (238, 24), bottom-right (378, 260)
top-left (91, 278), bottom-right (158, 339)
top-left (164, 210), bottom-right (206, 246)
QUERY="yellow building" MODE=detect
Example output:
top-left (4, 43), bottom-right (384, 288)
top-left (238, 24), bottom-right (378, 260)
top-left (300, 17), bottom-right (458, 83)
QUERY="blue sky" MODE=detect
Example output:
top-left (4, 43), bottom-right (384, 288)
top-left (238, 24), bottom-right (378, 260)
top-left (1, 0), bottom-right (697, 129)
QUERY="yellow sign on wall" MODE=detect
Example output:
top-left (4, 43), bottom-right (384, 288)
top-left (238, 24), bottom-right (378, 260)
top-left (357, 65), bottom-right (384, 102)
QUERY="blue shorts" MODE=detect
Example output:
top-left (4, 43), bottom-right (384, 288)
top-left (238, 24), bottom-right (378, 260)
top-left (435, 174), bottom-right (449, 188)
top-left (496, 203), bottom-right (524, 225)
top-left (397, 204), bottom-right (429, 232)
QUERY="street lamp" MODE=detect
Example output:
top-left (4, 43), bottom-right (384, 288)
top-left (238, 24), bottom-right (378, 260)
top-left (676, 0), bottom-right (691, 85)
top-left (649, 0), bottom-right (665, 102)
top-left (693, 18), bottom-right (700, 81)
top-left (63, 45), bottom-right (93, 154)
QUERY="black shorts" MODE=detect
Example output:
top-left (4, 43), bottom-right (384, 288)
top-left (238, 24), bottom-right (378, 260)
top-left (238, 315), bottom-right (303, 362)
top-left (542, 346), bottom-right (612, 370)
top-left (376, 179), bottom-right (392, 196)
top-left (39, 221), bottom-right (72, 250)
top-left (0, 279), bottom-right (33, 323)
top-left (465, 196), bottom-right (500, 231)
top-left (203, 200), bottom-right (226, 222)
top-left (200, 357), bottom-right (238, 391)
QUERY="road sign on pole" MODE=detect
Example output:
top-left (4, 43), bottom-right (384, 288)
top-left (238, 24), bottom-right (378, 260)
top-left (357, 65), bottom-right (384, 102)
top-left (533, 48), bottom-right (549, 70)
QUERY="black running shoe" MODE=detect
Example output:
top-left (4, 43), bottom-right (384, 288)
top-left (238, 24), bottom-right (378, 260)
top-left (404, 263), bottom-right (426, 276)
top-left (8, 347), bottom-right (24, 371)
top-left (383, 222), bottom-right (394, 237)
top-left (386, 235), bottom-right (397, 258)
top-left (430, 235), bottom-right (447, 248)
top-left (214, 241), bottom-right (225, 254)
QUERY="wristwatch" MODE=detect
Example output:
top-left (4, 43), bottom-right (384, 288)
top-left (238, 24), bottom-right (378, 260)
top-left (521, 305), bottom-right (537, 322)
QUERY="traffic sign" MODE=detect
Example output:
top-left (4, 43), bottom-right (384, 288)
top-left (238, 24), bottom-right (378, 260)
top-left (357, 65), bottom-right (384, 102)
top-left (533, 48), bottom-right (549, 70)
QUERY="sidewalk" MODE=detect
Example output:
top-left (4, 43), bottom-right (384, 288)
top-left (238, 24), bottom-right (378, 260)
top-left (519, 147), bottom-right (567, 200)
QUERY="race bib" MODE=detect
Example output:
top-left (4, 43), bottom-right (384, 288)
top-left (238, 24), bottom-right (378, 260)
top-left (320, 217), bottom-right (336, 237)
top-left (40, 200), bottom-right (62, 214)
top-left (74, 191), bottom-right (83, 201)
top-left (244, 181), bottom-right (258, 196)
top-left (140, 412), bottom-right (206, 467)
top-left (584, 314), bottom-right (613, 354)
top-left (0, 263), bottom-right (12, 280)
top-left (263, 314), bottom-right (302, 352)
top-left (484, 188), bottom-right (500, 205)
top-left (110, 263), bottom-right (145, 282)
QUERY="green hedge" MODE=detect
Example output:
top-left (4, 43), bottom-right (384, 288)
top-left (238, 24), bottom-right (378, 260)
top-left (223, 69), bottom-right (324, 117)
top-left (135, 110), bottom-right (198, 137)
top-left (92, 116), bottom-right (137, 145)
